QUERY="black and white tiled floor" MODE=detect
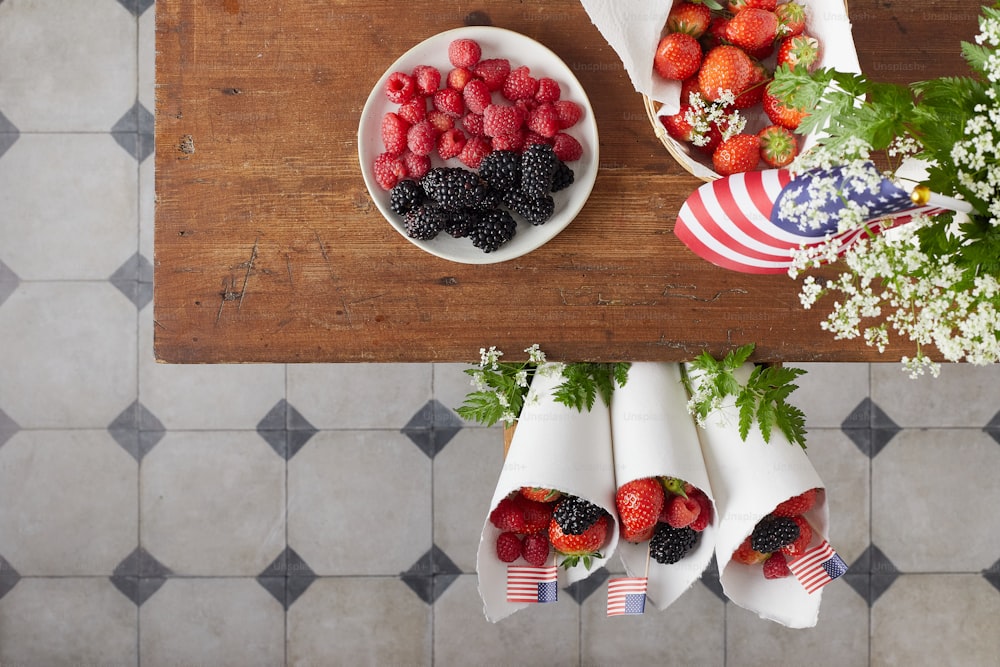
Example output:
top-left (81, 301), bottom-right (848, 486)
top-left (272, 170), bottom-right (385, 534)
top-left (1, 1), bottom-right (999, 665)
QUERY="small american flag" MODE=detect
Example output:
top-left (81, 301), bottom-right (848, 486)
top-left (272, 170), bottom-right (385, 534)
top-left (506, 565), bottom-right (559, 604)
top-left (674, 166), bottom-right (946, 274)
top-left (787, 540), bottom-right (848, 594)
top-left (606, 577), bottom-right (648, 616)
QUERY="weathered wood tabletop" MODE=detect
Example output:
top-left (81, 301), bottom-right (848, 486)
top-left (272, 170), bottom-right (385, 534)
top-left (154, 0), bottom-right (977, 363)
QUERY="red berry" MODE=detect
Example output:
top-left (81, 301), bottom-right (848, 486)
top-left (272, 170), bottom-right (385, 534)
top-left (384, 71), bottom-right (416, 104)
top-left (660, 106), bottom-right (697, 143)
top-left (773, 488), bottom-right (819, 517)
top-left (552, 132), bottom-right (583, 162)
top-left (732, 536), bottom-right (769, 565)
top-left (491, 131), bottom-right (525, 152)
top-left (459, 135), bottom-right (492, 169)
top-left (462, 112), bottom-right (485, 136)
top-left (446, 67), bottom-right (475, 91)
top-left (381, 112), bottom-right (410, 156)
top-left (702, 16), bottom-right (730, 51)
top-left (733, 62), bottom-right (769, 109)
top-left (526, 103), bottom-right (560, 138)
top-left (535, 77), bottom-right (561, 103)
top-left (688, 489), bottom-right (713, 532)
top-left (436, 128), bottom-right (467, 160)
top-left (758, 124), bottom-right (799, 168)
top-left (698, 45), bottom-right (754, 103)
top-left (372, 152), bottom-right (407, 191)
top-left (780, 515), bottom-right (813, 557)
top-left (483, 103), bottom-right (523, 138)
top-left (432, 87), bottom-right (465, 118)
top-left (763, 551), bottom-right (792, 579)
top-left (553, 100), bottom-right (582, 129)
top-left (777, 33), bottom-right (821, 72)
top-left (520, 487), bottom-right (563, 503)
top-left (473, 58), bottom-right (511, 92)
top-left (521, 533), bottom-right (551, 567)
top-left (502, 66), bottom-right (539, 101)
top-left (489, 496), bottom-right (527, 533)
top-left (522, 131), bottom-right (551, 149)
top-left (406, 120), bottom-right (438, 157)
top-left (763, 83), bottom-right (808, 129)
top-left (653, 32), bottom-right (702, 81)
top-left (400, 150), bottom-right (430, 180)
top-left (667, 1), bottom-right (713, 38)
top-left (496, 531), bottom-right (522, 563)
top-left (728, 0), bottom-right (777, 11)
top-left (448, 38), bottom-right (482, 69)
top-left (775, 1), bottom-right (806, 36)
top-left (462, 78), bottom-right (492, 115)
top-left (426, 110), bottom-right (454, 133)
top-left (615, 477), bottom-right (665, 543)
top-left (396, 97), bottom-right (427, 125)
top-left (712, 134), bottom-right (761, 175)
top-left (663, 494), bottom-right (701, 529)
top-left (411, 65), bottom-right (441, 97)
top-left (726, 8), bottom-right (779, 54)
top-left (516, 495), bottom-right (555, 535)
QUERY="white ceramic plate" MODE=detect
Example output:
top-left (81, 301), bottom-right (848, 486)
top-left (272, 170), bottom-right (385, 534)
top-left (358, 26), bottom-right (599, 264)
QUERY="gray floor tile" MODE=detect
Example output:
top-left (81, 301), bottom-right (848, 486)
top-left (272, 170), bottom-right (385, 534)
top-left (794, 362), bottom-right (870, 428)
top-left (872, 362), bottom-right (1000, 428)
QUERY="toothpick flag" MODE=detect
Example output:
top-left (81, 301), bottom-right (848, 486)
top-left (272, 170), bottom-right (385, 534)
top-left (674, 165), bottom-right (948, 274)
top-left (787, 540), bottom-right (848, 594)
top-left (606, 577), bottom-right (648, 616)
top-left (506, 565), bottom-right (559, 604)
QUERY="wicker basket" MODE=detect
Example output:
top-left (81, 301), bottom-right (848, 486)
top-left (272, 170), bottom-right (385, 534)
top-left (645, 0), bottom-right (851, 182)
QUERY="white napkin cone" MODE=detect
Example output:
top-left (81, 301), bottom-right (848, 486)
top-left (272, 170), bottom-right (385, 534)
top-left (688, 362), bottom-right (829, 628)
top-left (476, 363), bottom-right (620, 622)
top-left (610, 362), bottom-right (717, 610)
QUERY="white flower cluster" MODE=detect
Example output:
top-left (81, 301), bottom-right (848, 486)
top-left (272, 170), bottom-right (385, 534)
top-left (682, 89), bottom-right (746, 147)
top-left (778, 154), bottom-right (884, 234)
top-left (951, 104), bottom-right (1000, 226)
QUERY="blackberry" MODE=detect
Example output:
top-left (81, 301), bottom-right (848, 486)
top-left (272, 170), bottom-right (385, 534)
top-left (402, 204), bottom-right (447, 241)
top-left (504, 190), bottom-right (555, 225)
top-left (550, 161), bottom-right (575, 192)
top-left (471, 186), bottom-right (503, 212)
top-left (443, 208), bottom-right (481, 239)
top-left (649, 523), bottom-right (699, 565)
top-left (750, 516), bottom-right (800, 554)
top-left (520, 143), bottom-right (560, 197)
top-left (469, 209), bottom-right (517, 253)
top-left (389, 179), bottom-right (426, 215)
top-left (552, 496), bottom-right (606, 535)
top-left (478, 150), bottom-right (522, 193)
top-left (421, 167), bottom-right (490, 210)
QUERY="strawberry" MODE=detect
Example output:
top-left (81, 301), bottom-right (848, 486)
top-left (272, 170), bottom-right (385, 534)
top-left (552, 132), bottom-right (583, 161)
top-left (712, 134), bottom-right (761, 175)
top-left (496, 531), bottom-right (522, 563)
top-left (697, 45), bottom-right (753, 102)
top-left (373, 152), bottom-right (407, 190)
top-left (448, 38), bottom-right (481, 69)
top-left (411, 65), bottom-right (441, 97)
top-left (502, 66), bottom-right (539, 102)
top-left (489, 495), bottom-right (527, 533)
top-left (462, 79), bottom-right (492, 115)
top-left (432, 87), bottom-right (465, 118)
top-left (661, 107), bottom-right (698, 143)
top-left (516, 495), bottom-right (555, 535)
top-left (775, 1), bottom-right (807, 37)
top-left (725, 8), bottom-right (778, 54)
top-left (777, 33), bottom-right (821, 72)
top-left (397, 97), bottom-right (427, 125)
top-left (436, 128), bottom-right (467, 160)
top-left (384, 71), bottom-right (416, 104)
top-left (406, 120), bottom-right (438, 157)
top-left (701, 16), bottom-right (730, 51)
top-left (458, 135), bottom-right (492, 168)
top-left (473, 58), bottom-right (511, 92)
top-left (521, 533), bottom-right (551, 567)
top-left (757, 124), bottom-right (799, 167)
top-left (763, 551), bottom-right (791, 579)
top-left (667, 2), bottom-right (713, 38)
top-left (780, 515), bottom-right (813, 557)
top-left (662, 493), bottom-right (701, 529)
top-left (483, 103), bottom-right (523, 138)
top-left (732, 60), bottom-right (769, 109)
top-left (520, 487), bottom-right (562, 503)
top-left (535, 77), bottom-right (561, 103)
top-left (763, 83), bottom-right (808, 129)
top-left (554, 100), bottom-right (582, 129)
top-left (446, 67), bottom-right (475, 91)
top-left (653, 32), bottom-right (703, 81)
top-left (688, 489), bottom-right (713, 532)
top-left (728, 0), bottom-right (777, 10)
top-left (381, 112), bottom-right (410, 155)
top-left (527, 103), bottom-right (560, 138)
top-left (732, 536), bottom-right (769, 565)
top-left (773, 488), bottom-right (819, 517)
top-left (549, 513), bottom-right (609, 569)
top-left (615, 477), bottom-right (665, 542)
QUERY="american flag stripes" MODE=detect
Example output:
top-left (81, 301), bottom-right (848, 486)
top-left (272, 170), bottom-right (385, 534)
top-left (506, 565), bottom-right (559, 604)
top-left (606, 577), bottom-right (648, 616)
top-left (787, 540), bottom-right (848, 594)
top-left (673, 167), bottom-right (947, 274)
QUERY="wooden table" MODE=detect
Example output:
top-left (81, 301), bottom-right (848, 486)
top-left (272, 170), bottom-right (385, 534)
top-left (154, 0), bottom-right (976, 364)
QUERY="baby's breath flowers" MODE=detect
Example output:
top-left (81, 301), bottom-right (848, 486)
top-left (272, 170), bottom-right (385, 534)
top-left (457, 345), bottom-right (629, 427)
top-left (770, 2), bottom-right (1000, 376)
top-left (681, 89), bottom-right (747, 148)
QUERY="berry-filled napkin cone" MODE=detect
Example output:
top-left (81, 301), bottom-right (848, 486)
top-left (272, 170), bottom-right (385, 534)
top-left (476, 363), bottom-right (620, 623)
top-left (687, 362), bottom-right (829, 628)
top-left (610, 362), bottom-right (717, 611)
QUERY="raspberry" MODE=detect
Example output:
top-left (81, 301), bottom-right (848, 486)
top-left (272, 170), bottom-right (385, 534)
top-left (491, 131), bottom-right (525, 152)
top-left (373, 152), bottom-right (407, 190)
top-left (446, 67), bottom-right (475, 91)
top-left (483, 104), bottom-right (523, 138)
top-left (406, 120), bottom-right (438, 157)
top-left (426, 110), bottom-right (454, 133)
top-left (662, 494), bottom-right (701, 529)
top-left (688, 489), bottom-right (713, 532)
top-left (462, 79), bottom-right (492, 115)
top-left (462, 112), bottom-right (485, 136)
top-left (527, 103), bottom-right (560, 138)
top-left (496, 531), bottom-right (522, 563)
top-left (489, 496), bottom-right (526, 533)
top-left (535, 77), bottom-right (561, 103)
top-left (522, 132), bottom-right (551, 150)
top-left (502, 65), bottom-right (538, 101)
top-left (551, 133), bottom-right (582, 162)
top-left (436, 128), bottom-right (467, 160)
top-left (411, 65), bottom-right (441, 97)
top-left (773, 488), bottom-right (819, 517)
top-left (381, 112), bottom-right (410, 156)
top-left (732, 536), bottom-right (769, 565)
top-left (433, 87), bottom-right (465, 117)
top-left (459, 136), bottom-right (492, 169)
top-left (521, 533), bottom-right (550, 567)
top-left (763, 551), bottom-right (791, 579)
top-left (516, 495), bottom-right (555, 535)
top-left (396, 97), bottom-right (427, 125)
top-left (554, 100), bottom-right (582, 128)
top-left (400, 150), bottom-right (430, 180)
top-left (448, 38), bottom-right (481, 69)
top-left (780, 515), bottom-right (813, 557)
top-left (474, 58), bottom-right (511, 92)
top-left (384, 71), bottom-right (416, 104)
